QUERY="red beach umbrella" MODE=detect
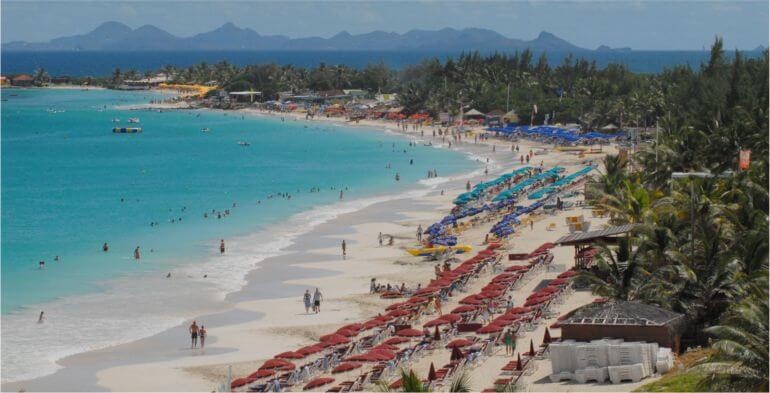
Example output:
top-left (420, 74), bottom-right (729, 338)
top-left (451, 305), bottom-right (478, 314)
top-left (396, 328), bottom-right (423, 337)
top-left (386, 302), bottom-right (405, 311)
top-left (414, 287), bottom-right (439, 296)
top-left (508, 306), bottom-right (533, 314)
top-left (231, 377), bottom-right (250, 389)
top-left (335, 328), bottom-right (358, 337)
top-left (248, 369), bottom-right (276, 379)
top-left (439, 313), bottom-right (461, 323)
top-left (332, 362), bottom-right (362, 374)
top-left (424, 318), bottom-right (449, 328)
top-left (478, 290), bottom-right (503, 299)
top-left (384, 337), bottom-right (410, 345)
top-left (406, 296), bottom-right (430, 304)
top-left (320, 333), bottom-right (347, 342)
top-left (557, 270), bottom-right (579, 278)
top-left (380, 290), bottom-right (403, 299)
top-left (304, 377), bottom-right (335, 390)
top-left (446, 338), bottom-right (474, 348)
top-left (363, 319), bottom-right (386, 329)
top-left (340, 323), bottom-right (363, 332)
top-left (540, 286), bottom-right (561, 294)
top-left (368, 349), bottom-right (397, 361)
top-left (459, 295), bottom-right (482, 305)
top-left (297, 345), bottom-right (323, 356)
top-left (345, 353), bottom-right (377, 362)
top-left (477, 324), bottom-right (503, 334)
top-left (505, 265), bottom-right (529, 271)
top-left (275, 351), bottom-right (305, 359)
top-left (372, 343), bottom-right (399, 351)
top-left (320, 334), bottom-right (351, 346)
top-left (482, 283), bottom-right (507, 292)
top-left (388, 309), bottom-right (411, 318)
top-left (259, 359), bottom-right (294, 370)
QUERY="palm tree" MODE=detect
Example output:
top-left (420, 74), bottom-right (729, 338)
top-left (696, 274), bottom-right (768, 391)
top-left (33, 68), bottom-right (50, 86)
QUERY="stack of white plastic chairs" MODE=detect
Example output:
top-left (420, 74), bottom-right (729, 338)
top-left (549, 339), bottom-right (670, 384)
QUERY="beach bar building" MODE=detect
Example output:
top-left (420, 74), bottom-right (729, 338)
top-left (11, 74), bottom-right (34, 86)
top-left (559, 300), bottom-right (686, 352)
top-left (229, 91), bottom-right (262, 103)
top-left (555, 224), bottom-right (638, 268)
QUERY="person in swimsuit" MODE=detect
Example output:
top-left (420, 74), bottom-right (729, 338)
top-left (220, 239), bottom-right (225, 254)
top-left (38, 311), bottom-right (45, 323)
top-left (134, 246), bottom-right (141, 260)
top-left (189, 321), bottom-right (199, 348)
top-left (303, 290), bottom-right (312, 313)
top-left (313, 288), bottom-right (323, 313)
top-left (199, 325), bottom-right (207, 348)
top-left (103, 242), bottom-right (109, 252)
top-left (341, 240), bottom-right (346, 259)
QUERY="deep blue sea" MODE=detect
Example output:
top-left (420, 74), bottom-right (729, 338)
top-left (0, 88), bottom-right (477, 382)
top-left (2, 49), bottom-right (765, 76)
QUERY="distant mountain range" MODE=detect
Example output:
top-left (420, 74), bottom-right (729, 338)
top-left (3, 22), bottom-right (630, 52)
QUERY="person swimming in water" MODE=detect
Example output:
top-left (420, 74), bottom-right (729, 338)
top-left (39, 260), bottom-right (45, 269)
top-left (103, 242), bottom-right (109, 252)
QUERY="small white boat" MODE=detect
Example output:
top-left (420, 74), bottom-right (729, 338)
top-left (128, 118), bottom-right (140, 123)
top-left (112, 118), bottom-right (121, 122)
top-left (201, 128), bottom-right (210, 132)
top-left (237, 141), bottom-right (250, 147)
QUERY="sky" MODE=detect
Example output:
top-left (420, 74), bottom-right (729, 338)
top-left (1, 1), bottom-right (768, 50)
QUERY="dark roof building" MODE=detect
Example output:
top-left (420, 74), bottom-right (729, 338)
top-left (11, 74), bottom-right (34, 86)
top-left (560, 300), bottom-right (686, 352)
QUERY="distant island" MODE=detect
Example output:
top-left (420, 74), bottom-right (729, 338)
top-left (3, 21), bottom-right (632, 52)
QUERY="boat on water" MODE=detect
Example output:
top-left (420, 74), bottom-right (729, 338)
top-left (128, 118), bottom-right (140, 123)
top-left (237, 140), bottom-right (250, 146)
top-left (201, 128), bottom-right (210, 132)
top-left (113, 127), bottom-right (141, 134)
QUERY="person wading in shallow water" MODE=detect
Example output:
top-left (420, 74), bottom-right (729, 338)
top-left (220, 239), bottom-right (225, 254)
top-left (341, 240), bottom-right (347, 259)
top-left (189, 320), bottom-right (199, 349)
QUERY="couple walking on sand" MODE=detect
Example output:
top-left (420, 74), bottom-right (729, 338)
top-left (188, 320), bottom-right (207, 349)
top-left (303, 288), bottom-right (323, 314)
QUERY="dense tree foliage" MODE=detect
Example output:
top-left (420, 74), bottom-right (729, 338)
top-left (582, 39), bottom-right (767, 391)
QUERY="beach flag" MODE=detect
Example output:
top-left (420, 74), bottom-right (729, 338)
top-left (740, 150), bottom-right (751, 170)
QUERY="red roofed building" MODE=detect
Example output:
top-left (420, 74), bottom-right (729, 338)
top-left (12, 74), bottom-right (34, 86)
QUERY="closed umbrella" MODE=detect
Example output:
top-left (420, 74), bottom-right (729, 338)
top-left (450, 346), bottom-right (465, 361)
top-left (529, 339), bottom-right (535, 357)
top-left (433, 326), bottom-right (441, 341)
top-left (516, 352), bottom-right (522, 371)
top-left (543, 328), bottom-right (552, 344)
top-left (428, 362), bottom-right (437, 381)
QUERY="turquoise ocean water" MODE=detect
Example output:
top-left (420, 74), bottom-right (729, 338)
top-left (1, 88), bottom-right (477, 382)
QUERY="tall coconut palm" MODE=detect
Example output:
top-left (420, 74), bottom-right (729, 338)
top-left (696, 274), bottom-right (768, 391)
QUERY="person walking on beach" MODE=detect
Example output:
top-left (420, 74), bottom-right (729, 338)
top-left (219, 239), bottom-right (225, 254)
top-left (303, 289), bottom-right (312, 313)
top-left (341, 240), bottom-right (347, 259)
top-left (189, 320), bottom-right (199, 349)
top-left (313, 288), bottom-right (323, 313)
top-left (417, 225), bottom-right (423, 242)
top-left (530, 220), bottom-right (534, 231)
top-left (378, 232), bottom-right (383, 246)
top-left (134, 246), bottom-right (141, 261)
top-left (199, 325), bottom-right (207, 348)
top-left (504, 329), bottom-right (514, 356)
top-left (38, 311), bottom-right (45, 323)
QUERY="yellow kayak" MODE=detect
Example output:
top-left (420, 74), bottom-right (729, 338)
top-left (407, 245), bottom-right (472, 256)
top-left (554, 146), bottom-right (588, 152)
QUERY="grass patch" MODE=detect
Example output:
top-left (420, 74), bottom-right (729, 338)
top-left (635, 348), bottom-right (715, 392)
